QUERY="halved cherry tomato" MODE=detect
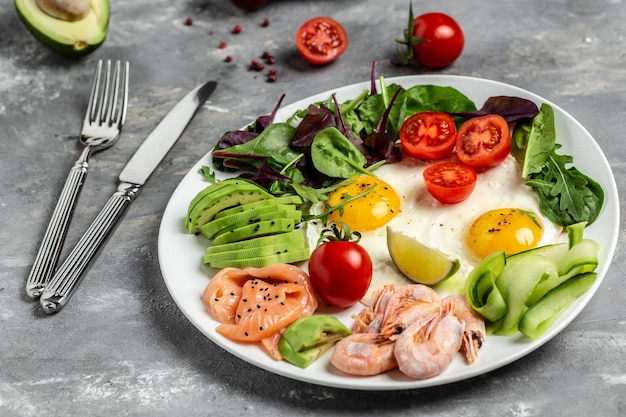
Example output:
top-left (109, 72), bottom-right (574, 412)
top-left (423, 162), bottom-right (477, 204)
top-left (413, 13), bottom-right (464, 68)
top-left (455, 114), bottom-right (511, 169)
top-left (295, 17), bottom-right (348, 65)
top-left (399, 111), bottom-right (457, 160)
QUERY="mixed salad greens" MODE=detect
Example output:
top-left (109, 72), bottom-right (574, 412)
top-left (204, 67), bottom-right (604, 228)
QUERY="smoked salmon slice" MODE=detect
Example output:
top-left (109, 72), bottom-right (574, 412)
top-left (202, 264), bottom-right (318, 351)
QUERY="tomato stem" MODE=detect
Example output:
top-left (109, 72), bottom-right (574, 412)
top-left (316, 221), bottom-right (362, 247)
top-left (394, 1), bottom-right (427, 66)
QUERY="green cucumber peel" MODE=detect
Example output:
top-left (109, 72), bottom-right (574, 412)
top-left (465, 222), bottom-right (600, 338)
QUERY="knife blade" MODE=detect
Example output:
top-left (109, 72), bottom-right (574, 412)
top-left (39, 80), bottom-right (217, 314)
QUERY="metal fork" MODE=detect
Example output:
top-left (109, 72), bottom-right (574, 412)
top-left (26, 59), bottom-right (130, 300)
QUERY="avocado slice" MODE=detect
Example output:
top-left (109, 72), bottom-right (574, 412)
top-left (15, 0), bottom-right (109, 57)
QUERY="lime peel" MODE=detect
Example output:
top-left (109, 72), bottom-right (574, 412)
top-left (386, 226), bottom-right (460, 285)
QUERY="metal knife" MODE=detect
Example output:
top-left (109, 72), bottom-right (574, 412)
top-left (39, 80), bottom-right (217, 314)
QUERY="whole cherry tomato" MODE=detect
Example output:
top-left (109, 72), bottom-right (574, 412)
top-left (423, 162), bottom-right (477, 204)
top-left (455, 114), bottom-right (511, 169)
top-left (399, 111), bottom-right (457, 160)
top-left (308, 222), bottom-right (372, 308)
top-left (295, 17), bottom-right (348, 65)
top-left (412, 12), bottom-right (464, 68)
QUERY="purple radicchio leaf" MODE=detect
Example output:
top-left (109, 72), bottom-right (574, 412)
top-left (216, 130), bottom-right (258, 150)
top-left (255, 93), bottom-right (286, 132)
top-left (369, 61), bottom-right (378, 96)
top-left (251, 161), bottom-right (292, 189)
top-left (291, 104), bottom-right (337, 148)
top-left (331, 94), bottom-right (369, 155)
top-left (363, 87), bottom-right (403, 165)
top-left (451, 96), bottom-right (540, 123)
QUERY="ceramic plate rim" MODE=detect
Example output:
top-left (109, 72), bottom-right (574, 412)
top-left (157, 75), bottom-right (619, 391)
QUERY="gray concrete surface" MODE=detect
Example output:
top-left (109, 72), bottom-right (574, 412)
top-left (1, 0), bottom-right (625, 415)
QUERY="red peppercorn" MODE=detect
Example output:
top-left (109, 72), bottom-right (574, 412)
top-left (249, 59), bottom-right (265, 71)
top-left (225, 55), bottom-right (233, 63)
top-left (184, 17), bottom-right (193, 26)
top-left (261, 18), bottom-right (270, 27)
top-left (261, 51), bottom-right (276, 64)
top-left (219, 41), bottom-right (227, 49)
top-left (233, 24), bottom-right (242, 34)
top-left (267, 73), bottom-right (277, 83)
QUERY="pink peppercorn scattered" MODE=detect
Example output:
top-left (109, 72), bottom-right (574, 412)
top-left (266, 69), bottom-right (277, 83)
top-left (184, 17), bottom-right (193, 26)
top-left (225, 55), bottom-right (233, 63)
top-left (233, 24), bottom-right (242, 34)
top-left (250, 59), bottom-right (265, 71)
top-left (219, 41), bottom-right (227, 49)
top-left (261, 18), bottom-right (270, 27)
top-left (261, 51), bottom-right (275, 64)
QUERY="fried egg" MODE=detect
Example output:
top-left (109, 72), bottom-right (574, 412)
top-left (306, 154), bottom-right (564, 304)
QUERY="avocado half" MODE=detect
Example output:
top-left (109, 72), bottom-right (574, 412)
top-left (15, 0), bottom-right (109, 57)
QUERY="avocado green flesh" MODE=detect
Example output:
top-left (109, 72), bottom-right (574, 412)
top-left (15, 0), bottom-right (109, 57)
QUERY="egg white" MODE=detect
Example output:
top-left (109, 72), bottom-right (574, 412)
top-left (305, 154), bottom-right (564, 305)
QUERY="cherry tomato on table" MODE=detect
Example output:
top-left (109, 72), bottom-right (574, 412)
top-left (412, 12), bottom-right (464, 68)
top-left (455, 114), bottom-right (511, 169)
top-left (423, 162), bottom-right (477, 204)
top-left (399, 111), bottom-right (457, 160)
top-left (296, 17), bottom-right (348, 65)
top-left (308, 222), bottom-right (372, 308)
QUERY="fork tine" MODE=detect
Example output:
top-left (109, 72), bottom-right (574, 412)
top-left (107, 61), bottom-right (121, 127)
top-left (108, 61), bottom-right (129, 128)
top-left (84, 60), bottom-right (103, 125)
top-left (95, 60), bottom-right (112, 125)
top-left (117, 62), bottom-right (130, 128)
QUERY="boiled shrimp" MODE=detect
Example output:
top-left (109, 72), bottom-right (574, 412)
top-left (393, 309), bottom-right (464, 380)
top-left (352, 285), bottom-right (397, 333)
top-left (443, 294), bottom-right (486, 363)
top-left (379, 284), bottom-right (442, 339)
top-left (330, 332), bottom-right (398, 376)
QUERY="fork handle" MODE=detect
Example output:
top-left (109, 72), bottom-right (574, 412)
top-left (26, 147), bottom-right (93, 299)
top-left (39, 182), bottom-right (141, 314)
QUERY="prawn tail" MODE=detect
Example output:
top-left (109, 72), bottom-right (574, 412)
top-left (461, 330), bottom-right (485, 363)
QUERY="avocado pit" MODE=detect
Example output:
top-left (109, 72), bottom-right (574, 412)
top-left (36, 0), bottom-right (90, 22)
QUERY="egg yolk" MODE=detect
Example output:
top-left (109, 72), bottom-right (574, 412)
top-left (326, 176), bottom-right (401, 232)
top-left (466, 208), bottom-right (544, 258)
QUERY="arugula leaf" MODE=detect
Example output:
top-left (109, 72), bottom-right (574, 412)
top-left (526, 147), bottom-right (604, 226)
top-left (199, 166), bottom-right (215, 182)
top-left (512, 103), bottom-right (604, 227)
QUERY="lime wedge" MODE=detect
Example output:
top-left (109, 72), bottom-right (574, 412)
top-left (386, 226), bottom-right (460, 285)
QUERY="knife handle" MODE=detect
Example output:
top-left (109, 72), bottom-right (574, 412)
top-left (39, 182), bottom-right (140, 314)
top-left (26, 148), bottom-right (92, 299)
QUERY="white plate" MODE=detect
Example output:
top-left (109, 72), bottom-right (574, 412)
top-left (158, 75), bottom-right (619, 390)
